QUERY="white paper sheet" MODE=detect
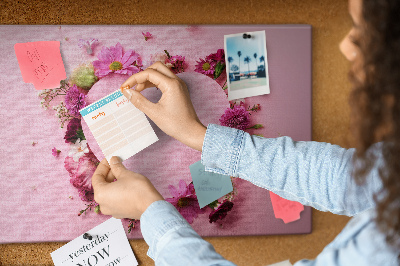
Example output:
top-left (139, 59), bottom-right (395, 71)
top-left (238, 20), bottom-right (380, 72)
top-left (51, 218), bottom-right (138, 266)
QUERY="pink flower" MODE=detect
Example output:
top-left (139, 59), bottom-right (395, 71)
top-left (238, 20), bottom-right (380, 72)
top-left (209, 200), bottom-right (234, 223)
top-left (64, 152), bottom-right (99, 202)
top-left (165, 180), bottom-right (205, 224)
top-left (64, 118), bottom-right (82, 144)
top-left (207, 49), bottom-right (225, 64)
top-left (65, 84), bottom-right (87, 117)
top-left (195, 58), bottom-right (216, 75)
top-left (92, 43), bottom-right (142, 78)
top-left (78, 38), bottom-right (98, 55)
top-left (52, 147), bottom-right (61, 157)
top-left (219, 105), bottom-right (250, 130)
top-left (142, 32), bottom-right (152, 41)
top-left (166, 54), bottom-right (186, 74)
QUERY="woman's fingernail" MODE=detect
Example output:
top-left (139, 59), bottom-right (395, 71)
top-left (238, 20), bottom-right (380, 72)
top-left (121, 85), bottom-right (130, 93)
top-left (110, 156), bottom-right (121, 165)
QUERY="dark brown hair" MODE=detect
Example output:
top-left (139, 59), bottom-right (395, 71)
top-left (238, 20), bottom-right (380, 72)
top-left (349, 0), bottom-right (400, 258)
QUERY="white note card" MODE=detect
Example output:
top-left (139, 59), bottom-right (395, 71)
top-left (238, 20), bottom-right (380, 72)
top-left (80, 89), bottom-right (158, 162)
top-left (51, 218), bottom-right (138, 266)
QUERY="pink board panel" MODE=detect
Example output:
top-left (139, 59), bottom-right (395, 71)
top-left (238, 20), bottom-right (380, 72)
top-left (0, 25), bottom-right (311, 243)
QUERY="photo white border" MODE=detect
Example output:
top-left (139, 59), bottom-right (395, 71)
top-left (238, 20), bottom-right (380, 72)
top-left (224, 30), bottom-right (270, 100)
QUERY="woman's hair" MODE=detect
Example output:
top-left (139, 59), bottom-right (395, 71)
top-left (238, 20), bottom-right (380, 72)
top-left (349, 0), bottom-right (400, 256)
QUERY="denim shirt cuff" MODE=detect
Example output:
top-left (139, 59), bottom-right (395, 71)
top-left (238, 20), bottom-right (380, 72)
top-left (201, 124), bottom-right (245, 176)
top-left (140, 200), bottom-right (191, 260)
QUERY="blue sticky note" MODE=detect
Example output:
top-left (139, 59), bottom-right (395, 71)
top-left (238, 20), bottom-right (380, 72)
top-left (189, 160), bottom-right (233, 208)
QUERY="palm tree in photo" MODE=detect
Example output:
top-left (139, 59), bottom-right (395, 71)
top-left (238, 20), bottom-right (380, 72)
top-left (237, 51), bottom-right (242, 77)
top-left (244, 56), bottom-right (251, 78)
top-left (253, 53), bottom-right (258, 74)
top-left (260, 55), bottom-right (265, 71)
top-left (259, 55), bottom-right (266, 77)
top-left (228, 56), bottom-right (233, 72)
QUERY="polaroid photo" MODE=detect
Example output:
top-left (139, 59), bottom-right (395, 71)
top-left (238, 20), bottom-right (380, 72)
top-left (224, 30), bottom-right (270, 100)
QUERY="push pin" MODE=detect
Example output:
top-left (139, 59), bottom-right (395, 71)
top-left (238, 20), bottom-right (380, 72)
top-left (243, 33), bottom-right (252, 39)
top-left (83, 233), bottom-right (95, 240)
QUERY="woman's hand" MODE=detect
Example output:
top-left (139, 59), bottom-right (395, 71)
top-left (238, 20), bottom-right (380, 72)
top-left (120, 61), bottom-right (206, 151)
top-left (91, 156), bottom-right (164, 220)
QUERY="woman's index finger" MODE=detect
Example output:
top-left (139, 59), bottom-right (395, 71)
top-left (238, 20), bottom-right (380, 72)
top-left (120, 68), bottom-right (174, 93)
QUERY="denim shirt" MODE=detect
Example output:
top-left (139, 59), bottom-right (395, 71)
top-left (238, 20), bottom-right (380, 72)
top-left (140, 124), bottom-right (399, 265)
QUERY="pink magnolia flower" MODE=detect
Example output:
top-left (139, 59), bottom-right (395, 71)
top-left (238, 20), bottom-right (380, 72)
top-left (52, 147), bottom-right (61, 157)
top-left (65, 84), bottom-right (87, 117)
top-left (78, 38), bottom-right (98, 55)
top-left (64, 152), bottom-right (99, 202)
top-left (165, 180), bottom-right (205, 224)
top-left (219, 105), bottom-right (250, 130)
top-left (142, 32), bottom-right (152, 41)
top-left (195, 58), bottom-right (216, 75)
top-left (92, 42), bottom-right (142, 78)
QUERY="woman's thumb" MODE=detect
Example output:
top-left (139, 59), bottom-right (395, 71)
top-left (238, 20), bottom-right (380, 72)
top-left (109, 156), bottom-right (127, 178)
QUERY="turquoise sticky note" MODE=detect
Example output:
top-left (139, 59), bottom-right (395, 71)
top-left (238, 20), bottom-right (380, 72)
top-left (189, 160), bottom-right (233, 208)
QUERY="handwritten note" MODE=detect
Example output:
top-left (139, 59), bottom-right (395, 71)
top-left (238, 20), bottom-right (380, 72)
top-left (189, 161), bottom-right (233, 208)
top-left (14, 41), bottom-right (66, 90)
top-left (269, 191), bottom-right (304, 224)
top-left (80, 90), bottom-right (158, 162)
top-left (51, 218), bottom-right (138, 266)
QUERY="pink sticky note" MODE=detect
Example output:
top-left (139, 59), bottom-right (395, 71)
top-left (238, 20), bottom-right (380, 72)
top-left (269, 191), bottom-right (304, 224)
top-left (14, 41), bottom-right (66, 90)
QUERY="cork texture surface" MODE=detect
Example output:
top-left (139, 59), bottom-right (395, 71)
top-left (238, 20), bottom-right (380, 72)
top-left (0, 0), bottom-right (352, 265)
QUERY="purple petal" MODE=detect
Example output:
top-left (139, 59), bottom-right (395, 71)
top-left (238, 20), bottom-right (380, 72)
top-left (97, 47), bottom-right (113, 63)
top-left (95, 68), bottom-right (112, 77)
top-left (168, 184), bottom-right (180, 198)
top-left (178, 180), bottom-right (187, 194)
top-left (112, 42), bottom-right (124, 61)
top-left (121, 50), bottom-right (136, 66)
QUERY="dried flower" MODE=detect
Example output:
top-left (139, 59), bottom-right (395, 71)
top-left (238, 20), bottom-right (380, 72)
top-left (142, 32), bottom-right (152, 41)
top-left (65, 85), bottom-right (87, 117)
top-left (69, 63), bottom-right (98, 90)
top-left (31, 141), bottom-right (37, 146)
top-left (219, 105), bottom-right (250, 130)
top-left (165, 180), bottom-right (205, 224)
top-left (247, 104), bottom-right (261, 113)
top-left (38, 80), bottom-right (69, 110)
top-left (92, 42), bottom-right (142, 78)
top-left (167, 54), bottom-right (186, 74)
top-left (77, 39), bottom-right (98, 55)
top-left (52, 147), bottom-right (61, 157)
top-left (209, 200), bottom-right (234, 223)
top-left (52, 102), bottom-right (74, 128)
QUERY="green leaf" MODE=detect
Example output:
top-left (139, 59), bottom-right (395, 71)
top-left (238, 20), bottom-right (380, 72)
top-left (214, 62), bottom-right (226, 79)
top-left (76, 129), bottom-right (86, 140)
top-left (249, 124), bottom-right (263, 129)
top-left (208, 200), bottom-right (219, 209)
top-left (94, 205), bottom-right (100, 214)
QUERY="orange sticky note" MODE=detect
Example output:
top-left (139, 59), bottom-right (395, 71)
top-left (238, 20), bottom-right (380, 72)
top-left (269, 191), bottom-right (304, 224)
top-left (14, 41), bottom-right (66, 90)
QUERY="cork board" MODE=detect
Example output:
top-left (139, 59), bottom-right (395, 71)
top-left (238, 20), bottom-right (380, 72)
top-left (0, 0), bottom-right (352, 265)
